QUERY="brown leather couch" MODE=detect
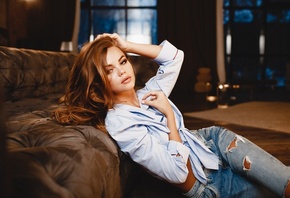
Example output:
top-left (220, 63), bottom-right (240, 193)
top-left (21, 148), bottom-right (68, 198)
top-left (0, 46), bottom-right (185, 198)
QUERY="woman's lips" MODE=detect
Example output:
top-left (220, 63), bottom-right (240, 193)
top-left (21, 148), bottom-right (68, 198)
top-left (122, 77), bottom-right (131, 84)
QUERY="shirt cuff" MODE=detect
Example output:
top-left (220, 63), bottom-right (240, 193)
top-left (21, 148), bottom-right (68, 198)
top-left (168, 140), bottom-right (190, 162)
top-left (154, 40), bottom-right (178, 63)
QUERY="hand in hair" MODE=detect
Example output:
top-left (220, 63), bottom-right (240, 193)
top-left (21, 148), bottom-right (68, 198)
top-left (95, 33), bottom-right (129, 52)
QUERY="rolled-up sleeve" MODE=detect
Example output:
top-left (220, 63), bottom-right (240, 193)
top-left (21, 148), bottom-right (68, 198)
top-left (144, 40), bottom-right (184, 97)
top-left (168, 140), bottom-right (190, 160)
top-left (154, 40), bottom-right (179, 63)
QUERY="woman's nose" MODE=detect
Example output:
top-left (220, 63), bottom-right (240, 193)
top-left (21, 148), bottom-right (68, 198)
top-left (116, 66), bottom-right (125, 76)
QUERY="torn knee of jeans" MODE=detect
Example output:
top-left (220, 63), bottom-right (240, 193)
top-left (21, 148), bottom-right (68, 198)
top-left (243, 156), bottom-right (252, 171)
top-left (226, 135), bottom-right (245, 153)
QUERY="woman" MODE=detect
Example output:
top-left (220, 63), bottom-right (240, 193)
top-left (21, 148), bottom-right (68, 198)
top-left (53, 33), bottom-right (290, 198)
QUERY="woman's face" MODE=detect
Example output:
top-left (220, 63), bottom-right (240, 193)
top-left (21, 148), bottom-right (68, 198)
top-left (105, 46), bottom-right (135, 94)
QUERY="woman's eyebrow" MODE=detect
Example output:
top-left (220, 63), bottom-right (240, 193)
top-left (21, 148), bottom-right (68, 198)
top-left (119, 55), bottom-right (125, 62)
top-left (105, 55), bottom-right (125, 67)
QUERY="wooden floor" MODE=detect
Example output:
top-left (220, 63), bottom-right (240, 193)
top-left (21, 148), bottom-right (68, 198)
top-left (172, 87), bottom-right (290, 166)
top-left (183, 116), bottom-right (290, 166)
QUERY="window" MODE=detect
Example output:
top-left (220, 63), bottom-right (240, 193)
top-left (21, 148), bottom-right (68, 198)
top-left (224, 0), bottom-right (290, 87)
top-left (78, 0), bottom-right (157, 51)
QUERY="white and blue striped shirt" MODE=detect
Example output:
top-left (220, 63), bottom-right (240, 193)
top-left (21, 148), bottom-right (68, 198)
top-left (105, 40), bottom-right (218, 185)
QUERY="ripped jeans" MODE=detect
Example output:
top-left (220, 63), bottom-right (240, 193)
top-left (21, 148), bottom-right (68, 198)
top-left (184, 126), bottom-right (290, 198)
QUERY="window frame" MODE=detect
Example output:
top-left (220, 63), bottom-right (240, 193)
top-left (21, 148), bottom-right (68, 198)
top-left (79, 0), bottom-right (157, 45)
top-left (224, 0), bottom-right (290, 87)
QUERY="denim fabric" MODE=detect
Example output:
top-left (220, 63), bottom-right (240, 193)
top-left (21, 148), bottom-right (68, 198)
top-left (183, 126), bottom-right (290, 198)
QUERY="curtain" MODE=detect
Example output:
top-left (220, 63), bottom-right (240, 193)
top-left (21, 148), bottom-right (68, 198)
top-left (216, 0), bottom-right (226, 83)
top-left (158, 0), bottom-right (217, 94)
top-left (72, 0), bottom-right (81, 53)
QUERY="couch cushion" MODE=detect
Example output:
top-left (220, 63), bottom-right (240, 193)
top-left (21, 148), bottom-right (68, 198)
top-left (6, 116), bottom-right (123, 197)
top-left (5, 110), bottom-right (137, 197)
top-left (3, 92), bottom-right (63, 122)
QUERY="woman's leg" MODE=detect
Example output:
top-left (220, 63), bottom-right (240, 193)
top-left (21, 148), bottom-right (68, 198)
top-left (196, 126), bottom-right (290, 197)
top-left (286, 183), bottom-right (290, 198)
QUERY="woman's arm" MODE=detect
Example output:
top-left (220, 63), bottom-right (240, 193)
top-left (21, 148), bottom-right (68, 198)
top-left (145, 93), bottom-right (196, 192)
top-left (95, 33), bottom-right (162, 59)
top-left (142, 91), bottom-right (182, 143)
top-left (106, 109), bottom-right (190, 183)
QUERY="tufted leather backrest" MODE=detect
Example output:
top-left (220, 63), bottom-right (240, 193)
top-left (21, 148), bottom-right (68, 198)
top-left (0, 47), bottom-right (159, 103)
top-left (129, 55), bottom-right (159, 89)
top-left (0, 47), bottom-right (76, 102)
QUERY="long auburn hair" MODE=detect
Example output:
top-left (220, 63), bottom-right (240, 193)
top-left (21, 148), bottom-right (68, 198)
top-left (52, 37), bottom-right (119, 131)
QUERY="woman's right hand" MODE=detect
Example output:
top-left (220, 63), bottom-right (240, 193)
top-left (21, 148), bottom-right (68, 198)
top-left (95, 33), bottom-right (162, 59)
top-left (95, 33), bottom-right (129, 52)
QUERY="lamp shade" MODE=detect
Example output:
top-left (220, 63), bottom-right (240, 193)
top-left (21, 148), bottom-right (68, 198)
top-left (60, 41), bottom-right (73, 52)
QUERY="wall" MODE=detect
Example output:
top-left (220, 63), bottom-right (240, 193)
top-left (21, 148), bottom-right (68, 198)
top-left (4, 0), bottom-right (75, 51)
top-left (0, 0), bottom-right (7, 29)
top-left (6, 0), bottom-right (28, 47)
top-left (158, 0), bottom-right (218, 94)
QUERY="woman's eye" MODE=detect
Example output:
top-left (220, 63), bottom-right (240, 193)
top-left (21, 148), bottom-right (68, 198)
top-left (121, 59), bottom-right (127, 65)
top-left (106, 68), bottom-right (114, 74)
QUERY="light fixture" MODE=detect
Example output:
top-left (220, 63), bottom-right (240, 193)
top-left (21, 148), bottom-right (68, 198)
top-left (226, 29), bottom-right (232, 55)
top-left (19, 0), bottom-right (36, 2)
top-left (60, 41), bottom-right (73, 52)
top-left (89, 34), bottom-right (94, 42)
top-left (217, 83), bottom-right (230, 109)
top-left (259, 30), bottom-right (265, 55)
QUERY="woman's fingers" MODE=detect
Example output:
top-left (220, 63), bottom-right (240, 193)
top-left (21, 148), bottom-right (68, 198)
top-left (142, 91), bottom-right (158, 101)
top-left (94, 33), bottom-right (117, 41)
top-left (94, 33), bottom-right (128, 50)
top-left (141, 91), bottom-right (172, 116)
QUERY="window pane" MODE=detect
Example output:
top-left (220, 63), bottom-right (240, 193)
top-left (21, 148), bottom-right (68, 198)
top-left (224, 0), bottom-right (230, 7)
top-left (127, 9), bottom-right (157, 44)
top-left (230, 56), bottom-right (261, 83)
top-left (267, 9), bottom-right (290, 23)
top-left (92, 9), bottom-right (125, 36)
top-left (266, 23), bottom-right (290, 55)
top-left (127, 0), bottom-right (157, 6)
top-left (234, 10), bottom-right (256, 23)
top-left (232, 24), bottom-right (260, 54)
top-left (269, 0), bottom-right (290, 3)
top-left (224, 10), bottom-right (229, 24)
top-left (231, 10), bottom-right (262, 55)
top-left (265, 57), bottom-right (288, 86)
top-left (78, 9), bottom-right (90, 50)
top-left (233, 0), bottom-right (263, 6)
top-left (91, 0), bottom-right (125, 6)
